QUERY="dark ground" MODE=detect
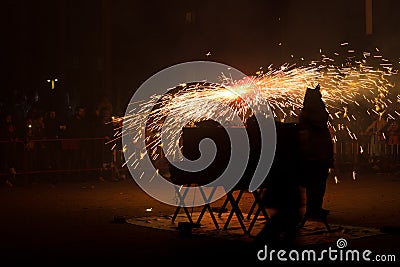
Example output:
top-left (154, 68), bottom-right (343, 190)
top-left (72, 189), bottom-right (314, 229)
top-left (0, 169), bottom-right (399, 266)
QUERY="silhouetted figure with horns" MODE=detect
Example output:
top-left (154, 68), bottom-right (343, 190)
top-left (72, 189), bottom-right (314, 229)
top-left (298, 84), bottom-right (334, 221)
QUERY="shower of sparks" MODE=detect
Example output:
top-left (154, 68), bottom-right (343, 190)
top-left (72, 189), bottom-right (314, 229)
top-left (117, 45), bottom-right (400, 179)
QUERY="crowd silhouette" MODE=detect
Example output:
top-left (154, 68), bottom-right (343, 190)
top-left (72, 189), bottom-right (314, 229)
top-left (0, 95), bottom-right (121, 186)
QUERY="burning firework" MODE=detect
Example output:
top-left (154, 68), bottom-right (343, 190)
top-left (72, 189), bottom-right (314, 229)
top-left (116, 44), bottom-right (399, 185)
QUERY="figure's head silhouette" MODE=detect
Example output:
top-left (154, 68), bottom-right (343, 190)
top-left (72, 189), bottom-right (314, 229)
top-left (299, 84), bottom-right (328, 126)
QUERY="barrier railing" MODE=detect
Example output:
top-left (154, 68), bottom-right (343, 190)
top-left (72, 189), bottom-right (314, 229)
top-left (333, 138), bottom-right (399, 172)
top-left (0, 136), bottom-right (399, 180)
top-left (0, 137), bottom-right (126, 180)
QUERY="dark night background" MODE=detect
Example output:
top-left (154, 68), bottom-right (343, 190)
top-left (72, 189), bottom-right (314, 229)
top-left (0, 2), bottom-right (400, 264)
top-left (1, 0), bottom-right (399, 120)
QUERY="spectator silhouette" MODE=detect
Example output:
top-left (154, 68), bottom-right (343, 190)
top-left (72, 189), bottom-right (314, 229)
top-left (94, 107), bottom-right (117, 181)
top-left (66, 106), bottom-right (89, 138)
top-left (387, 119), bottom-right (400, 146)
top-left (364, 115), bottom-right (387, 152)
top-left (298, 84), bottom-right (334, 220)
top-left (96, 96), bottom-right (113, 118)
top-left (363, 114), bottom-right (387, 172)
top-left (386, 119), bottom-right (400, 170)
top-left (65, 106), bottom-right (90, 175)
top-left (45, 110), bottom-right (62, 139)
top-left (0, 113), bottom-right (19, 186)
top-left (44, 110), bottom-right (63, 173)
top-left (94, 108), bottom-right (114, 140)
top-left (22, 117), bottom-right (38, 185)
top-left (33, 114), bottom-right (47, 170)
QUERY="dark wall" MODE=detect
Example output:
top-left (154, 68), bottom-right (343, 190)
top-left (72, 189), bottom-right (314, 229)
top-left (2, 0), bottom-right (399, 117)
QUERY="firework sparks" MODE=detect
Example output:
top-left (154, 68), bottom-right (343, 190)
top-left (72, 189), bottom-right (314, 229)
top-left (117, 45), bottom-right (399, 182)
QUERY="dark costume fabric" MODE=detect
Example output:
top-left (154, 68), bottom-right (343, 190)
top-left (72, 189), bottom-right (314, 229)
top-left (298, 85), bottom-right (334, 217)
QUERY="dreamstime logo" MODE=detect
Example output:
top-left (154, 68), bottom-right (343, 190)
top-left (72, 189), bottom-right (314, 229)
top-left (122, 61), bottom-right (276, 207)
top-left (257, 238), bottom-right (397, 262)
top-left (336, 238), bottom-right (347, 249)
